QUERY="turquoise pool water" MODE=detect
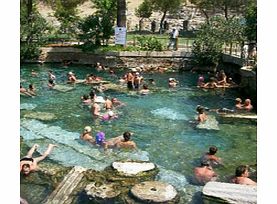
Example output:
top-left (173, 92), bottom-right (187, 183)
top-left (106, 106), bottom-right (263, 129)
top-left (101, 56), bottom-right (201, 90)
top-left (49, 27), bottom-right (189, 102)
top-left (20, 63), bottom-right (257, 203)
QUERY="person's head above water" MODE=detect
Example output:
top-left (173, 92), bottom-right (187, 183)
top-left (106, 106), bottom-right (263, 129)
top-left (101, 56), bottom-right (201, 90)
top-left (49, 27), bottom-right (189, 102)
top-left (196, 105), bottom-right (205, 114)
top-left (235, 98), bottom-right (242, 103)
top-left (123, 131), bottom-right (132, 141)
top-left (84, 126), bottom-right (92, 133)
top-left (209, 146), bottom-right (218, 155)
top-left (21, 164), bottom-right (31, 176)
top-left (235, 165), bottom-right (249, 177)
top-left (244, 99), bottom-right (251, 105)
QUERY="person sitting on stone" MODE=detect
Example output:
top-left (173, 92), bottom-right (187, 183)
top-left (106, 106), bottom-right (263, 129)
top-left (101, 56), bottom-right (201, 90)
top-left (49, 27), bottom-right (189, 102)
top-left (243, 99), bottom-right (253, 112)
top-left (216, 70), bottom-right (227, 85)
top-left (201, 146), bottom-right (222, 166)
top-left (193, 161), bottom-right (217, 185)
top-left (231, 165), bottom-right (256, 185)
top-left (48, 79), bottom-right (56, 89)
top-left (80, 126), bottom-right (95, 145)
top-left (20, 144), bottom-right (57, 176)
top-left (202, 77), bottom-right (219, 89)
top-left (196, 105), bottom-right (208, 123)
top-left (67, 72), bottom-right (77, 83)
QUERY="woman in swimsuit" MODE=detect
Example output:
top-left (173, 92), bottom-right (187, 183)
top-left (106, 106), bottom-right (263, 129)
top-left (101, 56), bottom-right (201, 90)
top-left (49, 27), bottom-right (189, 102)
top-left (20, 144), bottom-right (57, 176)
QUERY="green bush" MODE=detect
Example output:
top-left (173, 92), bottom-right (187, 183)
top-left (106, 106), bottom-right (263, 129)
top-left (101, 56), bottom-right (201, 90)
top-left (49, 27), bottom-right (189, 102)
top-left (20, 43), bottom-right (41, 61)
top-left (135, 36), bottom-right (164, 51)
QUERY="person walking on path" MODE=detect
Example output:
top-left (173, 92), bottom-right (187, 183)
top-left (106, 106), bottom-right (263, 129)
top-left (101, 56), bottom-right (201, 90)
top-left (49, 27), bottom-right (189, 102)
top-left (167, 28), bottom-right (179, 51)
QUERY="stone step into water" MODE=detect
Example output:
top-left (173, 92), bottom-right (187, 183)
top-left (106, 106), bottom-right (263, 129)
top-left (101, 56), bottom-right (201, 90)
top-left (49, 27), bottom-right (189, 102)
top-left (21, 119), bottom-right (150, 170)
top-left (44, 166), bottom-right (86, 204)
top-left (202, 181), bottom-right (257, 204)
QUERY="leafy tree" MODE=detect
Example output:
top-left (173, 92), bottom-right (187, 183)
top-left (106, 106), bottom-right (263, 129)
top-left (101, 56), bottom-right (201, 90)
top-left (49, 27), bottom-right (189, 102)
top-left (91, 0), bottom-right (117, 44)
top-left (150, 0), bottom-right (185, 33)
top-left (192, 16), bottom-right (246, 66)
top-left (135, 0), bottom-right (153, 31)
top-left (191, 0), bottom-right (250, 21)
top-left (244, 2), bottom-right (256, 42)
top-left (190, 0), bottom-right (216, 22)
top-left (78, 15), bottom-right (102, 47)
top-left (49, 0), bottom-right (86, 36)
top-left (20, 0), bottom-right (51, 60)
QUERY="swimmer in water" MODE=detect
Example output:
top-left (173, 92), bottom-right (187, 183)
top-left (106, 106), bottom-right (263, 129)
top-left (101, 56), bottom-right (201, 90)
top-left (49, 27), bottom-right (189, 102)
top-left (231, 165), bottom-right (256, 186)
top-left (139, 84), bottom-right (150, 95)
top-left (80, 126), bottom-right (95, 145)
top-left (193, 161), bottom-right (217, 185)
top-left (201, 146), bottom-right (222, 166)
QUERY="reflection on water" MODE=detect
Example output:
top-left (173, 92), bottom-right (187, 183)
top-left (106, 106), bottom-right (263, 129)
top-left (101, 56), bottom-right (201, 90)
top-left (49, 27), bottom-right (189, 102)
top-left (20, 64), bottom-right (257, 203)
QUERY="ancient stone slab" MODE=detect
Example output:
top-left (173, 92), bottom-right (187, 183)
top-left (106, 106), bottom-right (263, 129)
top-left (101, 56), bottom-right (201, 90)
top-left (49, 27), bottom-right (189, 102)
top-left (203, 181), bottom-right (257, 204)
top-left (23, 112), bottom-right (57, 121)
top-left (85, 182), bottom-right (121, 200)
top-left (112, 161), bottom-right (156, 175)
top-left (131, 181), bottom-right (178, 203)
top-left (44, 166), bottom-right (86, 204)
top-left (53, 84), bottom-right (75, 92)
top-left (218, 113), bottom-right (257, 120)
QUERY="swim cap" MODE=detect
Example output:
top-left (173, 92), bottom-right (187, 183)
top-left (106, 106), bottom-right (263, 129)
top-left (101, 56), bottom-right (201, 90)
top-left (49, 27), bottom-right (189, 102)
top-left (84, 126), bottom-right (92, 133)
top-left (96, 132), bottom-right (105, 145)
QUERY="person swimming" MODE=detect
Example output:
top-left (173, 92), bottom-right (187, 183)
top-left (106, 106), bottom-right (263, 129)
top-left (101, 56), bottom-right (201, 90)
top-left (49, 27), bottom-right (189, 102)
top-left (201, 146), bottom-right (222, 166)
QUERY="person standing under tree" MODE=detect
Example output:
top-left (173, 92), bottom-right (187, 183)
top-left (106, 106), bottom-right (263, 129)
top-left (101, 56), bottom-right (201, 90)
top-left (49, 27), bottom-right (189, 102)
top-left (167, 28), bottom-right (179, 51)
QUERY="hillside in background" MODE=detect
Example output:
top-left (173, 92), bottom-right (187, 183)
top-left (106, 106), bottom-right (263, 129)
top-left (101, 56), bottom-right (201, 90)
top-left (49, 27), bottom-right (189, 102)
top-left (37, 0), bottom-right (205, 31)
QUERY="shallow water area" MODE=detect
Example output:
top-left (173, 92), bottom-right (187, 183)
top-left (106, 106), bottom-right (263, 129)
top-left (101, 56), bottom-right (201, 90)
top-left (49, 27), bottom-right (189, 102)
top-left (20, 63), bottom-right (257, 203)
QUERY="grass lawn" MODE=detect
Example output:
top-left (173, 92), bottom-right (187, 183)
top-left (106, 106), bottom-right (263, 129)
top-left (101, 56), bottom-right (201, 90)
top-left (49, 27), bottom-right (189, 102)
top-left (126, 33), bottom-right (195, 46)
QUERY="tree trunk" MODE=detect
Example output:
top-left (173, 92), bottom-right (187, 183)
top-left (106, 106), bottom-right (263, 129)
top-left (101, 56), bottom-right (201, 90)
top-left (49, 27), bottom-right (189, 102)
top-left (224, 5), bottom-right (228, 20)
top-left (159, 10), bottom-right (167, 34)
top-left (201, 9), bottom-right (210, 24)
top-left (117, 0), bottom-right (126, 27)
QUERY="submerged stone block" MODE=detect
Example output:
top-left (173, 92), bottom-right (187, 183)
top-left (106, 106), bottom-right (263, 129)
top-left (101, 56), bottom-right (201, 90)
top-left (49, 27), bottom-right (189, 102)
top-left (85, 182), bottom-right (121, 202)
top-left (112, 161), bottom-right (156, 176)
top-left (23, 112), bottom-right (57, 121)
top-left (202, 181), bottom-right (257, 204)
top-left (131, 181), bottom-right (179, 203)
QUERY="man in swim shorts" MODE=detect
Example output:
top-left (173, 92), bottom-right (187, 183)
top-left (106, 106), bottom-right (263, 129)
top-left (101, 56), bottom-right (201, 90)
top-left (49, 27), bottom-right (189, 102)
top-left (20, 144), bottom-right (57, 176)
